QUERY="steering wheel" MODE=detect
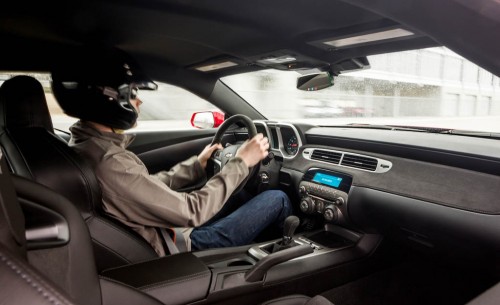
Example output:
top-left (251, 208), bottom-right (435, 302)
top-left (211, 114), bottom-right (259, 194)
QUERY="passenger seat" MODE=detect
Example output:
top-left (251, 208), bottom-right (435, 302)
top-left (0, 151), bottom-right (164, 305)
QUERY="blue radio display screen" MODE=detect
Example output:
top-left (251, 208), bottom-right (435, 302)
top-left (312, 172), bottom-right (343, 188)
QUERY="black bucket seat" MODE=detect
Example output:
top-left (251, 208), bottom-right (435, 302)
top-left (0, 75), bottom-right (157, 271)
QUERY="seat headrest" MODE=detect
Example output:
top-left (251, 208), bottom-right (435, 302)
top-left (0, 151), bottom-right (26, 258)
top-left (0, 75), bottom-right (54, 131)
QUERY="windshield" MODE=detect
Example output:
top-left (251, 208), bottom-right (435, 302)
top-left (222, 47), bottom-right (500, 133)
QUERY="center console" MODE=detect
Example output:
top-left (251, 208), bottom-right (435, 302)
top-left (99, 222), bottom-right (374, 305)
top-left (298, 168), bottom-right (352, 225)
top-left (99, 169), bottom-right (381, 305)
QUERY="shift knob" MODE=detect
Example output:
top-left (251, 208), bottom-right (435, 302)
top-left (282, 216), bottom-right (300, 245)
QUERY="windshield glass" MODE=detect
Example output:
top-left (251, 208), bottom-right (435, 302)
top-left (222, 47), bottom-right (500, 133)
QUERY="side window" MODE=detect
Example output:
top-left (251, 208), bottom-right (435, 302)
top-left (137, 82), bottom-right (222, 131)
top-left (0, 72), bottom-right (222, 132)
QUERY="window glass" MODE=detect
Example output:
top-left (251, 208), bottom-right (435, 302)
top-left (0, 73), bottom-right (220, 132)
top-left (222, 47), bottom-right (500, 133)
top-left (136, 83), bottom-right (220, 131)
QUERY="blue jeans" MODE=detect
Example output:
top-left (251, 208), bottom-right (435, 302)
top-left (190, 190), bottom-right (292, 250)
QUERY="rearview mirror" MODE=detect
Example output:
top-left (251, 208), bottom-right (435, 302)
top-left (190, 111), bottom-right (225, 129)
top-left (296, 72), bottom-right (333, 91)
top-left (297, 57), bottom-right (370, 91)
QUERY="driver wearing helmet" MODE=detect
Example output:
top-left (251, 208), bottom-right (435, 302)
top-left (52, 46), bottom-right (292, 255)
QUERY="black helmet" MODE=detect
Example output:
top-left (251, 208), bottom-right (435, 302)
top-left (51, 45), bottom-right (157, 129)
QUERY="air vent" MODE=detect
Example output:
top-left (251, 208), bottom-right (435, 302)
top-left (311, 149), bottom-right (342, 164)
top-left (303, 148), bottom-right (392, 173)
top-left (341, 154), bottom-right (378, 171)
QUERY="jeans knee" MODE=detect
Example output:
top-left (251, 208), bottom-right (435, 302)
top-left (263, 190), bottom-right (292, 215)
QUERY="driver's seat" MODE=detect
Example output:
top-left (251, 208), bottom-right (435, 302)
top-left (0, 75), bottom-right (158, 271)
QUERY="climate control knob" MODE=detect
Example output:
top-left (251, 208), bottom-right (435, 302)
top-left (323, 204), bottom-right (338, 222)
top-left (299, 197), bottom-right (315, 214)
top-left (335, 197), bottom-right (345, 206)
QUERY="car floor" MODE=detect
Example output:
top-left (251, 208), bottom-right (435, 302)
top-left (320, 252), bottom-right (497, 305)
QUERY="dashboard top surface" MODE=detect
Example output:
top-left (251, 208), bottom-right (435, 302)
top-left (305, 126), bottom-right (500, 160)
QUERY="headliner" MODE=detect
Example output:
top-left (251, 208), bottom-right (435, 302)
top-left (1, 0), bottom-right (499, 82)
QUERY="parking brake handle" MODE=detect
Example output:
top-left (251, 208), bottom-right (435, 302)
top-left (244, 244), bottom-right (313, 282)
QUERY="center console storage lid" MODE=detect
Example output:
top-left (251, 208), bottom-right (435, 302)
top-left (101, 252), bottom-right (211, 305)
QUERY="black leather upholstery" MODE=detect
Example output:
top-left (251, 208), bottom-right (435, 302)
top-left (0, 151), bottom-right (26, 258)
top-left (0, 75), bottom-right (158, 271)
top-left (261, 294), bottom-right (334, 305)
top-left (0, 152), bottom-right (163, 305)
top-left (101, 253), bottom-right (212, 305)
top-left (14, 175), bottom-right (102, 305)
top-left (0, 243), bottom-right (79, 305)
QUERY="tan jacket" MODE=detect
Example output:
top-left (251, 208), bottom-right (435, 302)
top-left (69, 121), bottom-right (249, 255)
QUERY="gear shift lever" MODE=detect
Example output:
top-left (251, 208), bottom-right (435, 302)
top-left (282, 215), bottom-right (300, 246)
top-left (272, 216), bottom-right (300, 252)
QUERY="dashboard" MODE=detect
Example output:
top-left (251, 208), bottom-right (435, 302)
top-left (247, 120), bottom-right (500, 264)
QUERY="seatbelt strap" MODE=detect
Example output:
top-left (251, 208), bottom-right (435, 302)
top-left (173, 228), bottom-right (188, 253)
top-left (159, 228), bottom-right (188, 254)
top-left (159, 228), bottom-right (179, 254)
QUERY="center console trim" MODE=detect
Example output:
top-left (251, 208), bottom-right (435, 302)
top-left (248, 225), bottom-right (361, 261)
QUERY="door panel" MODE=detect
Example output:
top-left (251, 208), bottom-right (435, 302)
top-left (129, 129), bottom-right (216, 174)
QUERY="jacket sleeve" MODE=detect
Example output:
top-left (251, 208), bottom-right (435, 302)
top-left (152, 156), bottom-right (206, 190)
top-left (96, 151), bottom-right (249, 228)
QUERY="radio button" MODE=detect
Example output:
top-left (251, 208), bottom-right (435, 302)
top-left (315, 200), bottom-right (325, 213)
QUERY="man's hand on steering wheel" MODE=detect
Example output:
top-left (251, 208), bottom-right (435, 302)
top-left (236, 133), bottom-right (269, 167)
top-left (209, 114), bottom-right (264, 194)
top-left (198, 143), bottom-right (223, 169)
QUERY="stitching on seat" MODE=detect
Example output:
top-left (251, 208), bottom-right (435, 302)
top-left (0, 251), bottom-right (74, 305)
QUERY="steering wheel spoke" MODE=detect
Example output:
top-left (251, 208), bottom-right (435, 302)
top-left (210, 114), bottom-right (259, 194)
top-left (209, 149), bottom-right (223, 175)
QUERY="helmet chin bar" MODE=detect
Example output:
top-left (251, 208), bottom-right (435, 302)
top-left (133, 80), bottom-right (158, 91)
top-left (99, 84), bottom-right (136, 114)
top-left (94, 84), bottom-right (138, 130)
top-left (117, 84), bottom-right (135, 113)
